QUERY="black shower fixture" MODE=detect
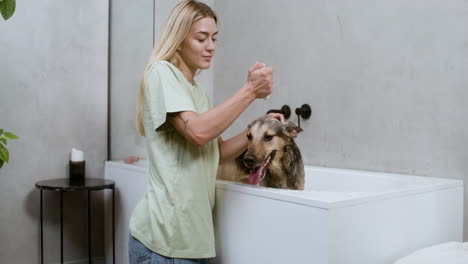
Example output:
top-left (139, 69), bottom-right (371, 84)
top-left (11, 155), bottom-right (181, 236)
top-left (295, 104), bottom-right (311, 128)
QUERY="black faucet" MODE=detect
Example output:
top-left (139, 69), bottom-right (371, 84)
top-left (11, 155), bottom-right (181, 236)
top-left (295, 104), bottom-right (311, 128)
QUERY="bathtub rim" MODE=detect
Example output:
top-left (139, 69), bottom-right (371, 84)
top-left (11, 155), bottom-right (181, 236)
top-left (105, 161), bottom-right (463, 210)
top-left (216, 166), bottom-right (463, 209)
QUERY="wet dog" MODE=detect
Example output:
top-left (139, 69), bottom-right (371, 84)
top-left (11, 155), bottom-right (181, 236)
top-left (217, 115), bottom-right (304, 190)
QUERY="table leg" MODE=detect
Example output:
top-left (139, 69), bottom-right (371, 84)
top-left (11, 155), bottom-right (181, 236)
top-left (40, 189), bottom-right (43, 264)
top-left (112, 187), bottom-right (115, 264)
top-left (88, 190), bottom-right (92, 264)
top-left (60, 190), bottom-right (63, 264)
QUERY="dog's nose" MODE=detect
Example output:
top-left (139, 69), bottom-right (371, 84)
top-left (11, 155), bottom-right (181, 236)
top-left (243, 155), bottom-right (256, 168)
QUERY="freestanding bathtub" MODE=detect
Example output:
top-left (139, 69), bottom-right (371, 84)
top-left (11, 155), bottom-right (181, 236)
top-left (104, 161), bottom-right (463, 264)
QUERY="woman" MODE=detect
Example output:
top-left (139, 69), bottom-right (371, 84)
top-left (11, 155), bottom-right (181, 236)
top-left (129, 0), bottom-right (281, 263)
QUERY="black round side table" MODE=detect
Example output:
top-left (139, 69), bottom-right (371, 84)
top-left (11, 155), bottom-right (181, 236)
top-left (35, 178), bottom-right (115, 264)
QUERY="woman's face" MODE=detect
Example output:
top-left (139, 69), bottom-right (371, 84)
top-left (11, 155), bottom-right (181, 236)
top-left (178, 17), bottom-right (217, 71)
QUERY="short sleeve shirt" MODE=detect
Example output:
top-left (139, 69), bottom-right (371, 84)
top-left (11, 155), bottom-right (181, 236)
top-left (129, 60), bottom-right (219, 258)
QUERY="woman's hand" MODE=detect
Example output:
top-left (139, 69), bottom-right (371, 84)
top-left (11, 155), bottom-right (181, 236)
top-left (123, 156), bottom-right (140, 164)
top-left (267, 113), bottom-right (285, 123)
top-left (245, 62), bottom-right (274, 99)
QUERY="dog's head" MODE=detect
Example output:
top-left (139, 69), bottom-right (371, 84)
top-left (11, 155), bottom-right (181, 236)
top-left (244, 115), bottom-right (303, 185)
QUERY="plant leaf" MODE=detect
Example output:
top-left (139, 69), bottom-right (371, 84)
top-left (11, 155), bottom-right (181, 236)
top-left (0, 145), bottom-right (9, 163)
top-left (0, 138), bottom-right (6, 145)
top-left (0, 160), bottom-right (4, 168)
top-left (3, 132), bottom-right (19, 139)
top-left (0, 0), bottom-right (16, 20)
top-left (0, 129), bottom-right (3, 135)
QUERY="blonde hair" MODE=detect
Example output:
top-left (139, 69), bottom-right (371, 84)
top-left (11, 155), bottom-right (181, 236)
top-left (137, 0), bottom-right (217, 136)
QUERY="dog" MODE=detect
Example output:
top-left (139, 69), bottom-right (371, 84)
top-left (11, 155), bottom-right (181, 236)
top-left (217, 115), bottom-right (305, 190)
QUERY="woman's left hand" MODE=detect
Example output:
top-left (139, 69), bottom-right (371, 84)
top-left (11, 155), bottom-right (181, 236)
top-left (267, 113), bottom-right (285, 123)
top-left (123, 156), bottom-right (140, 164)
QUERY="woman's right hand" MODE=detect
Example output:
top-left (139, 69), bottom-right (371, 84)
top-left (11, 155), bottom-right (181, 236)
top-left (246, 62), bottom-right (274, 99)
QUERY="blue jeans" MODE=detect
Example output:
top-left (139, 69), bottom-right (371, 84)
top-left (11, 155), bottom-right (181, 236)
top-left (129, 234), bottom-right (211, 264)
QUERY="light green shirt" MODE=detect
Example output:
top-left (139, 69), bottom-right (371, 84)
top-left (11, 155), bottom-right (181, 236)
top-left (130, 60), bottom-right (219, 258)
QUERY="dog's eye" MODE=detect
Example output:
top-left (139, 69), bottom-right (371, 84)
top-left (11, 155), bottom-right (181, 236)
top-left (264, 135), bottom-right (273, 141)
top-left (247, 134), bottom-right (252, 140)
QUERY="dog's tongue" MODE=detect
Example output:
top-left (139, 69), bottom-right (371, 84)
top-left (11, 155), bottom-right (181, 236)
top-left (249, 162), bottom-right (267, 185)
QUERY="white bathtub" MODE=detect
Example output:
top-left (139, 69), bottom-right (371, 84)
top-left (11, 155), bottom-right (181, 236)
top-left (214, 166), bottom-right (464, 264)
top-left (104, 161), bottom-right (463, 264)
top-left (104, 161), bottom-right (147, 264)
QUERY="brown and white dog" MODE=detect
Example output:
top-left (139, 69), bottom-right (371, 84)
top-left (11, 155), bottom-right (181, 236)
top-left (217, 115), bottom-right (305, 190)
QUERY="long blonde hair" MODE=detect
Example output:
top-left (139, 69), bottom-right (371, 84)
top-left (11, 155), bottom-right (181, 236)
top-left (137, 0), bottom-right (217, 136)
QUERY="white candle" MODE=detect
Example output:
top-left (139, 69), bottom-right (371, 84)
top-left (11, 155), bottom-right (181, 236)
top-left (71, 148), bottom-right (84, 162)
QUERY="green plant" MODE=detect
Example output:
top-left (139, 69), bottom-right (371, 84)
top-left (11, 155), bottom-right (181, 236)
top-left (0, 0), bottom-right (16, 20)
top-left (0, 129), bottom-right (19, 168)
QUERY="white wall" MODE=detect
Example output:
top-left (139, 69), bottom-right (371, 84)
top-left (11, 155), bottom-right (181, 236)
top-left (0, 0), bottom-right (109, 262)
top-left (213, 0), bottom-right (468, 240)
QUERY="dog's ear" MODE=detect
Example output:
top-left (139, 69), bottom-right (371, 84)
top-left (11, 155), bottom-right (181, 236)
top-left (281, 121), bottom-right (303, 138)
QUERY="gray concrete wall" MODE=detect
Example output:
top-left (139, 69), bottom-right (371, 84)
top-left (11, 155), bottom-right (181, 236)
top-left (213, 0), bottom-right (468, 241)
top-left (0, 0), bottom-right (108, 263)
top-left (110, 0), bottom-right (215, 161)
top-left (109, 0), bottom-right (153, 161)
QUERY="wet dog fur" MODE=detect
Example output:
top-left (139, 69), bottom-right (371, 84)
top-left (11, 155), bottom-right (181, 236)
top-left (217, 115), bottom-right (305, 190)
